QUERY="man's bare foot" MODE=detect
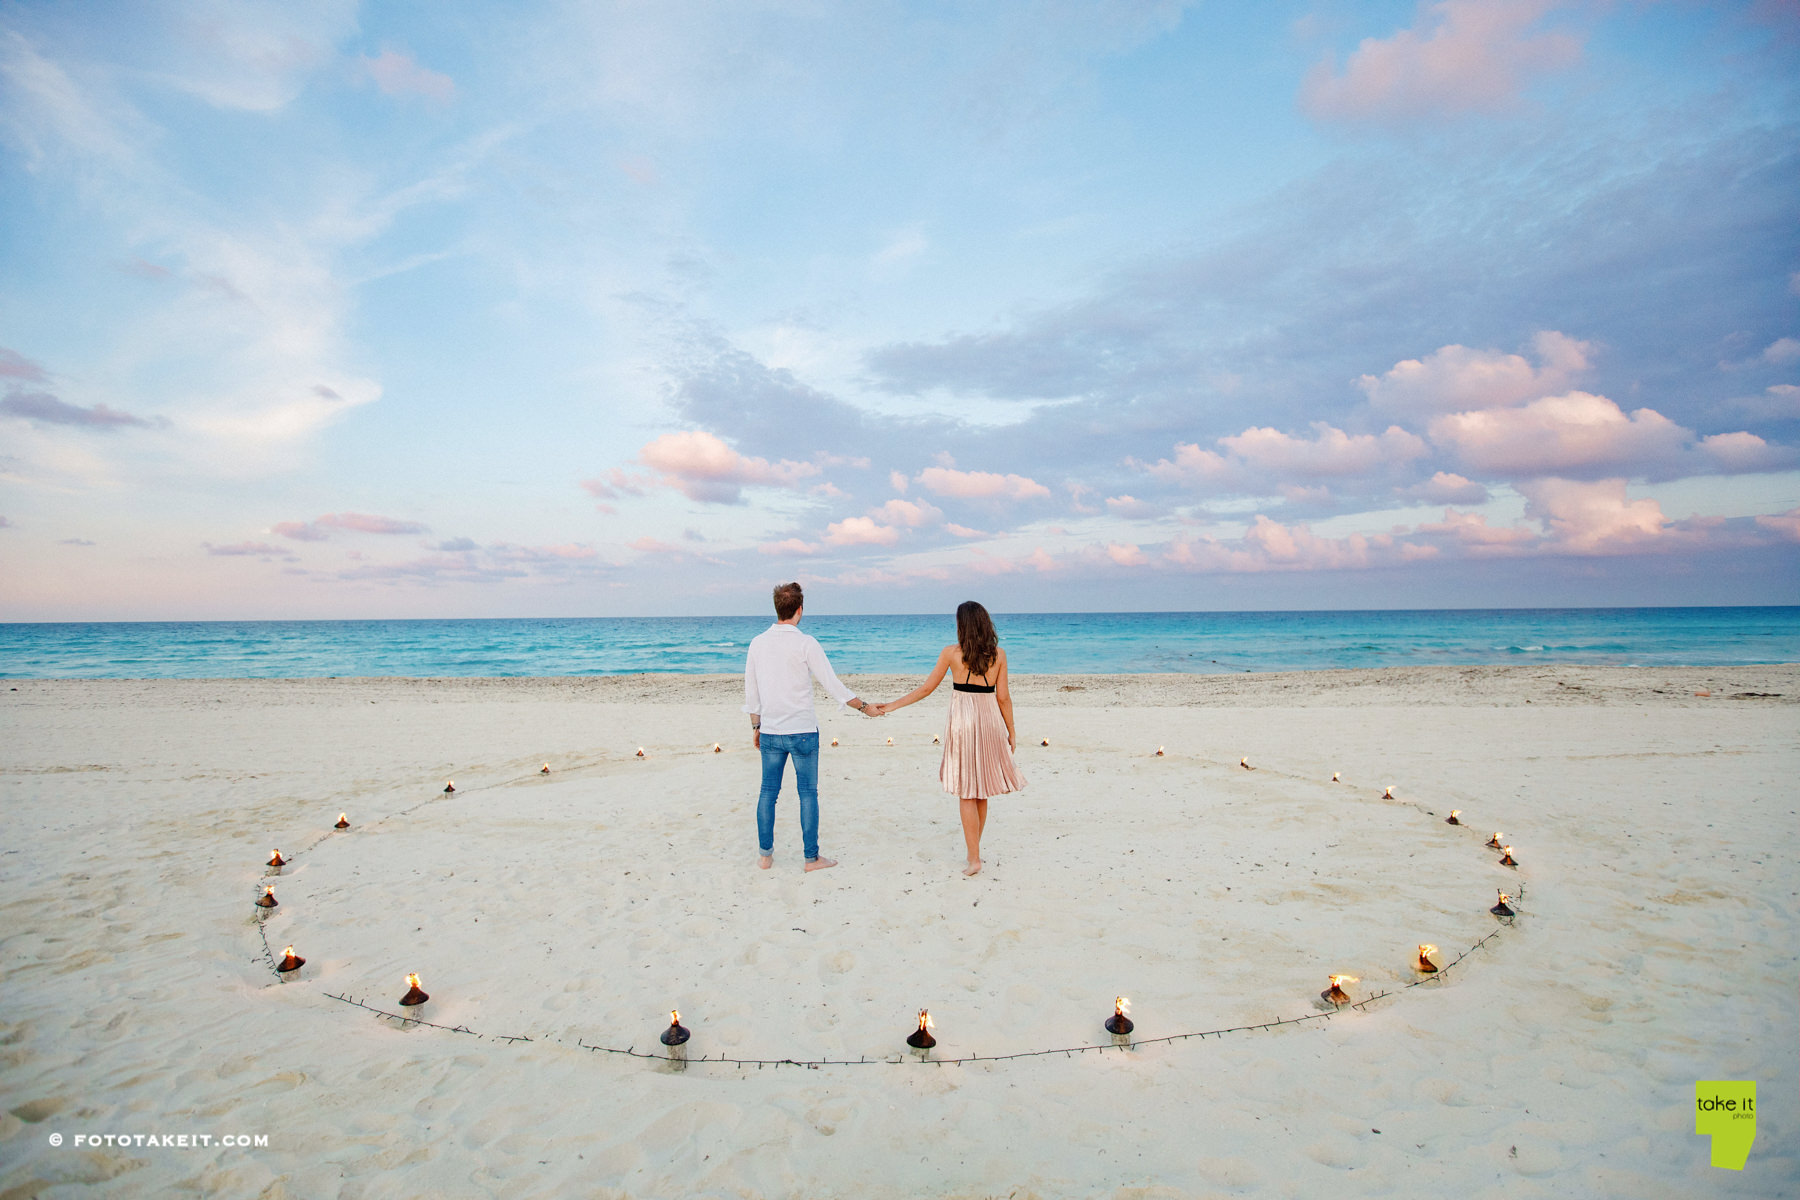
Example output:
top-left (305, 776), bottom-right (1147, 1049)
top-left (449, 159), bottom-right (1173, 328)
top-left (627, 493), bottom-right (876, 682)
top-left (963, 859), bottom-right (982, 876)
top-left (804, 856), bottom-right (837, 872)
top-left (758, 855), bottom-right (773, 870)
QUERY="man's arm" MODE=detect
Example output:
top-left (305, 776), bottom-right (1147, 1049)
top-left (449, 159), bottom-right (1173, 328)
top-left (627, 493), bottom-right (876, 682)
top-left (806, 637), bottom-right (873, 715)
top-left (743, 648), bottom-right (763, 746)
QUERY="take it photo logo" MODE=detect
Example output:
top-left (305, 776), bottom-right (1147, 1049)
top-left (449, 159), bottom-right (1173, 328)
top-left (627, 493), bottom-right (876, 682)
top-left (1694, 1081), bottom-right (1756, 1170)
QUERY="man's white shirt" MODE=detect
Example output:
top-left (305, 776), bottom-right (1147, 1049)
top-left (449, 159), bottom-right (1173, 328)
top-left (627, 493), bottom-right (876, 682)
top-left (742, 623), bottom-right (857, 735)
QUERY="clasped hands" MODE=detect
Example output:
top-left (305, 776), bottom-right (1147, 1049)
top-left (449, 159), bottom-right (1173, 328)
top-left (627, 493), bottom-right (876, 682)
top-left (858, 700), bottom-right (892, 717)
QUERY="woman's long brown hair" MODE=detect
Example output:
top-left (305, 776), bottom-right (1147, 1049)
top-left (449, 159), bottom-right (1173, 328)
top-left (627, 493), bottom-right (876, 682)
top-left (956, 601), bottom-right (998, 680)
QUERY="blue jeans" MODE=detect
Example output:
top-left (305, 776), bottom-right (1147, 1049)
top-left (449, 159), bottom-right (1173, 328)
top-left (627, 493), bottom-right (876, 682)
top-left (757, 731), bottom-right (820, 860)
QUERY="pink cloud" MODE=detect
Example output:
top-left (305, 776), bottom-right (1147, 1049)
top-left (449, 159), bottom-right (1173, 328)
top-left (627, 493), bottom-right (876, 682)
top-left (915, 466), bottom-right (1052, 502)
top-left (1699, 431), bottom-right (1791, 473)
top-left (1516, 478), bottom-right (1671, 554)
top-left (1301, 0), bottom-right (1581, 123)
top-left (759, 538), bottom-right (819, 556)
top-left (1222, 423), bottom-right (1427, 476)
top-left (628, 536), bottom-right (684, 555)
top-left (1754, 508), bottom-right (1800, 542)
top-left (273, 512), bottom-right (427, 540)
top-left (363, 50), bottom-right (455, 102)
top-left (944, 523), bottom-right (988, 538)
top-left (1413, 508), bottom-right (1537, 556)
top-left (636, 431), bottom-right (820, 504)
top-left (1359, 331), bottom-right (1591, 417)
top-left (1164, 517), bottom-right (1437, 573)
top-left (825, 516), bottom-right (900, 547)
top-left (0, 347), bottom-right (48, 382)
top-left (869, 498), bottom-right (942, 527)
top-left (1104, 494), bottom-right (1163, 519)
top-left (1762, 337), bottom-right (1800, 365)
top-left (1429, 392), bottom-right (1688, 476)
top-left (1399, 471), bottom-right (1489, 505)
top-left (889, 470), bottom-right (909, 493)
top-left (1105, 542), bottom-right (1148, 567)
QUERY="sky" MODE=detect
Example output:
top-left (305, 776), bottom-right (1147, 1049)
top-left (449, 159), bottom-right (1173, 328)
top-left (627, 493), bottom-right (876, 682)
top-left (1, 0), bottom-right (1797, 620)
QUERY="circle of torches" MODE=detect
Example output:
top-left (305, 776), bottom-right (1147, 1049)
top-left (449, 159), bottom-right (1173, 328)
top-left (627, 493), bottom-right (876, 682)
top-left (261, 753), bottom-right (1533, 1055)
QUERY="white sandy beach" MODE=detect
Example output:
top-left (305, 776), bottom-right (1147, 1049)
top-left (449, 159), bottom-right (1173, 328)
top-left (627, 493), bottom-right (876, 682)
top-left (1, 666), bottom-right (1796, 1197)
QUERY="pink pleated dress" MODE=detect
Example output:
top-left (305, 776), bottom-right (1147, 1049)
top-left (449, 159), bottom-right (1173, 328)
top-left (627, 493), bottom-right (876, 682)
top-left (939, 669), bottom-right (1026, 800)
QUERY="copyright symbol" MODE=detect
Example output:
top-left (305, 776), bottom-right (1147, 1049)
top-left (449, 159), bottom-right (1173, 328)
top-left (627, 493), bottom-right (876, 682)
top-left (48, 1133), bottom-right (62, 1146)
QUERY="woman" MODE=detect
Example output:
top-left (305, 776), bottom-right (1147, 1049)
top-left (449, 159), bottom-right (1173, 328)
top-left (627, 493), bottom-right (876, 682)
top-left (877, 601), bottom-right (1024, 876)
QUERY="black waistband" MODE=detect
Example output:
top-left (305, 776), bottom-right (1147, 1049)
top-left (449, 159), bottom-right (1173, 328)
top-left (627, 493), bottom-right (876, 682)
top-left (953, 682), bottom-right (996, 693)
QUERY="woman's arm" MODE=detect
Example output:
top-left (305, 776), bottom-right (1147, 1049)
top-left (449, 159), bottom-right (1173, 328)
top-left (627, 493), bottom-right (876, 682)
top-left (994, 647), bottom-right (1016, 751)
top-left (878, 646), bottom-right (953, 713)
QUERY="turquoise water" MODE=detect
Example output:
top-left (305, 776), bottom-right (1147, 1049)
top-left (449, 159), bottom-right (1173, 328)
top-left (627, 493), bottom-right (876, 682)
top-left (0, 608), bottom-right (1795, 678)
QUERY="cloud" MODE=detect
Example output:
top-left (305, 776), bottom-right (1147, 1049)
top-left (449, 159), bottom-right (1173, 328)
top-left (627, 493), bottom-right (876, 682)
top-left (1413, 508), bottom-right (1537, 554)
top-left (1358, 331), bottom-right (1591, 417)
top-left (1105, 541), bottom-right (1148, 567)
top-left (1425, 391), bottom-right (1781, 478)
top-left (869, 498), bottom-right (942, 527)
top-left (0, 390), bottom-right (160, 429)
top-left (944, 523), bottom-right (988, 538)
top-left (0, 347), bottom-right (47, 382)
top-left (58, 537), bottom-right (95, 546)
top-left (205, 540), bottom-right (285, 556)
top-left (1104, 494), bottom-right (1164, 519)
top-left (635, 430), bottom-right (821, 504)
top-left (759, 537), bottom-right (819, 556)
top-left (1164, 516), bottom-right (1437, 573)
top-left (1301, 0), bottom-right (1582, 124)
top-left (872, 226), bottom-right (928, 269)
top-left (1763, 336), bottom-right (1800, 364)
top-left (1754, 508), bottom-right (1800, 541)
top-left (825, 516), bottom-right (900, 546)
top-left (434, 537), bottom-right (478, 552)
top-left (889, 470), bottom-right (909, 493)
top-left (1221, 422), bottom-right (1427, 477)
top-left (1516, 477), bottom-right (1672, 554)
top-left (1399, 471), bottom-right (1489, 505)
top-left (274, 512), bottom-right (428, 540)
top-left (915, 466), bottom-right (1052, 502)
top-left (362, 50), bottom-right (455, 103)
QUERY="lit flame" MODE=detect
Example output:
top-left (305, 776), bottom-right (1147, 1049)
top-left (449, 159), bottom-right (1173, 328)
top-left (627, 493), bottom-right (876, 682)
top-left (338, 812), bottom-right (347, 822)
top-left (1240, 756), bottom-right (1248, 767)
top-left (406, 972), bottom-right (421, 988)
top-left (283, 945), bottom-right (295, 957)
top-left (1449, 810), bottom-right (1461, 818)
top-left (1115, 996), bottom-right (1131, 1016)
top-left (669, 1010), bottom-right (681, 1027)
top-left (1502, 845), bottom-right (1514, 855)
top-left (262, 886), bottom-right (273, 897)
top-left (886, 737), bottom-right (893, 745)
top-left (1382, 785), bottom-right (1395, 799)
top-left (1329, 974), bottom-right (1358, 987)
top-left (917, 1009), bottom-right (933, 1032)
top-left (830, 737), bottom-right (839, 746)
top-left (270, 849), bottom-right (281, 862)
top-left (1418, 944), bottom-right (1437, 957)
top-left (1331, 771), bottom-right (1340, 781)
top-left (1496, 891), bottom-right (1511, 905)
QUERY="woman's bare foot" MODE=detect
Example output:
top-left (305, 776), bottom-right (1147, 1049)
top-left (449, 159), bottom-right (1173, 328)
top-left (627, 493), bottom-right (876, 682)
top-left (962, 859), bottom-right (982, 877)
top-left (758, 854), bottom-right (773, 870)
top-left (804, 856), bottom-right (838, 872)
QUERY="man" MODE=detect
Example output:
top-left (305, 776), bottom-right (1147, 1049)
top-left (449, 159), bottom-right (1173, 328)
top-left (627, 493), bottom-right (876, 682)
top-left (742, 581), bottom-right (877, 871)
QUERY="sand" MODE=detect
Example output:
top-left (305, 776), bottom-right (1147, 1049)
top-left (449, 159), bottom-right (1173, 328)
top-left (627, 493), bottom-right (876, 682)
top-left (0, 665), bottom-right (1795, 1197)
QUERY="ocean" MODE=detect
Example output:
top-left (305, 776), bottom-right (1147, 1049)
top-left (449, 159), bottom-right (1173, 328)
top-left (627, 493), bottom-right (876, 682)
top-left (0, 608), bottom-right (1795, 678)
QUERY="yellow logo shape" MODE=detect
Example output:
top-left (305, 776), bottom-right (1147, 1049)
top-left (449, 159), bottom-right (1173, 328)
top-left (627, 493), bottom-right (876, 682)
top-left (1694, 1080), bottom-right (1756, 1170)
